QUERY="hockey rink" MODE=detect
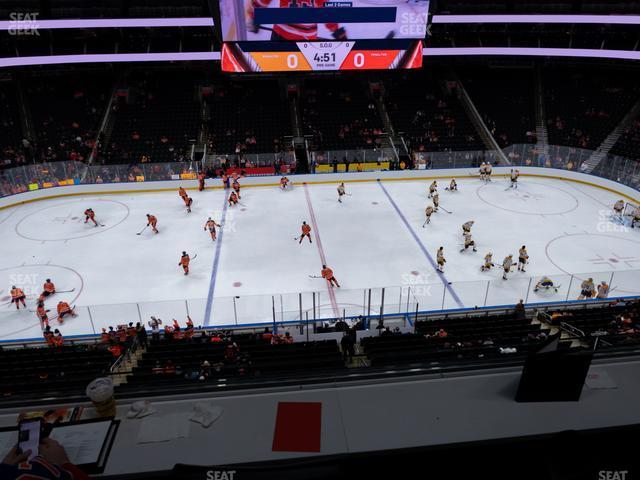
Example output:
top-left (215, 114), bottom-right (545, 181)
top-left (0, 174), bottom-right (639, 341)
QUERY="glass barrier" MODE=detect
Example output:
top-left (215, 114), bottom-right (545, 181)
top-left (37, 269), bottom-right (638, 336)
top-left (204, 151), bottom-right (296, 170)
top-left (2, 144), bottom-right (639, 198)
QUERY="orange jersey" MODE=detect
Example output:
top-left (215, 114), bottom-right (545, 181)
top-left (198, 172), bottom-right (205, 181)
top-left (183, 196), bottom-right (192, 206)
top-left (44, 281), bottom-right (55, 293)
top-left (180, 255), bottom-right (190, 267)
top-left (37, 305), bottom-right (47, 317)
top-left (147, 215), bottom-right (157, 225)
top-left (84, 209), bottom-right (95, 218)
top-left (321, 268), bottom-right (334, 279)
top-left (178, 187), bottom-right (187, 198)
top-left (57, 302), bottom-right (71, 314)
top-left (302, 224), bottom-right (311, 234)
top-left (10, 288), bottom-right (24, 299)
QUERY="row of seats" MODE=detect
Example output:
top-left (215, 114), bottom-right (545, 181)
top-left (462, 67), bottom-right (536, 147)
top-left (302, 79), bottom-right (384, 151)
top-left (386, 71), bottom-right (485, 152)
top-left (544, 68), bottom-right (640, 150)
top-left (123, 338), bottom-right (344, 387)
top-left (0, 345), bottom-right (115, 398)
top-left (207, 79), bottom-right (291, 155)
top-left (363, 314), bottom-right (553, 367)
top-left (108, 71), bottom-right (201, 163)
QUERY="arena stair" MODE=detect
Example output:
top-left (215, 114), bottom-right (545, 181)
top-left (582, 95), bottom-right (640, 173)
top-left (446, 71), bottom-right (510, 165)
top-left (534, 64), bottom-right (550, 162)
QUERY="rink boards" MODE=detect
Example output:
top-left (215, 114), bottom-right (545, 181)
top-left (0, 167), bottom-right (639, 342)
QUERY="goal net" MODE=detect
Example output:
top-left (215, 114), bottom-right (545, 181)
top-left (623, 202), bottom-right (639, 219)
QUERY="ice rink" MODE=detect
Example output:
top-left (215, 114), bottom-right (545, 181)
top-left (0, 173), bottom-right (639, 341)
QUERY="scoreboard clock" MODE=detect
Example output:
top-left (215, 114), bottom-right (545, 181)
top-left (221, 39), bottom-right (423, 72)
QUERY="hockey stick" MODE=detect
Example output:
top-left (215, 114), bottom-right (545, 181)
top-left (422, 218), bottom-right (429, 228)
top-left (136, 225), bottom-right (149, 235)
top-left (56, 288), bottom-right (76, 294)
top-left (308, 275), bottom-right (322, 279)
top-left (439, 206), bottom-right (453, 214)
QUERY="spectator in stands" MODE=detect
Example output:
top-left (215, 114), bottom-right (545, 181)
top-left (152, 361), bottom-right (163, 375)
top-left (334, 319), bottom-right (348, 332)
top-left (164, 360), bottom-right (176, 376)
top-left (380, 327), bottom-right (393, 337)
top-left (1, 438), bottom-right (89, 480)
top-left (136, 322), bottom-right (148, 348)
top-left (199, 360), bottom-right (212, 380)
top-left (340, 330), bottom-right (356, 362)
top-left (282, 332), bottom-right (294, 344)
top-left (107, 341), bottom-right (123, 359)
top-left (262, 328), bottom-right (273, 342)
top-left (224, 341), bottom-right (239, 364)
top-left (53, 329), bottom-right (64, 348)
top-left (515, 299), bottom-right (526, 321)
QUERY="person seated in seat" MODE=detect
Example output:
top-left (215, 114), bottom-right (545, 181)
top-left (1, 438), bottom-right (89, 480)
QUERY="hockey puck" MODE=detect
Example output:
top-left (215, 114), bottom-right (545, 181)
top-left (411, 271), bottom-right (420, 276)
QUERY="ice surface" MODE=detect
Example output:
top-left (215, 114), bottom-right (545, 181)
top-left (0, 175), bottom-right (638, 341)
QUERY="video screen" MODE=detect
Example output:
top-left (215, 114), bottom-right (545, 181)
top-left (221, 39), bottom-right (422, 71)
top-left (219, 0), bottom-right (430, 41)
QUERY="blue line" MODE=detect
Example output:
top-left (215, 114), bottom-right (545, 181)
top-left (377, 180), bottom-right (464, 308)
top-left (203, 194), bottom-right (230, 326)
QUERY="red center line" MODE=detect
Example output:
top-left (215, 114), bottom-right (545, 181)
top-left (303, 183), bottom-right (340, 319)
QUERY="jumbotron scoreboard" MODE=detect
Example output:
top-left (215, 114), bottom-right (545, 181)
top-left (218, 0), bottom-right (429, 72)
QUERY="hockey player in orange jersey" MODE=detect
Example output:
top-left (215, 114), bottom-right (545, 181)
top-left (146, 214), bottom-right (159, 233)
top-left (57, 301), bottom-right (77, 320)
top-left (10, 286), bottom-right (26, 309)
top-left (198, 171), bottom-right (206, 191)
top-left (179, 251), bottom-right (191, 275)
top-left (183, 195), bottom-right (193, 213)
top-left (204, 217), bottom-right (222, 241)
top-left (42, 279), bottom-right (56, 298)
top-left (280, 176), bottom-right (290, 189)
top-left (84, 208), bottom-right (98, 226)
top-left (178, 187), bottom-right (187, 200)
top-left (36, 300), bottom-right (50, 327)
top-left (299, 221), bottom-right (312, 244)
top-left (321, 265), bottom-right (340, 288)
